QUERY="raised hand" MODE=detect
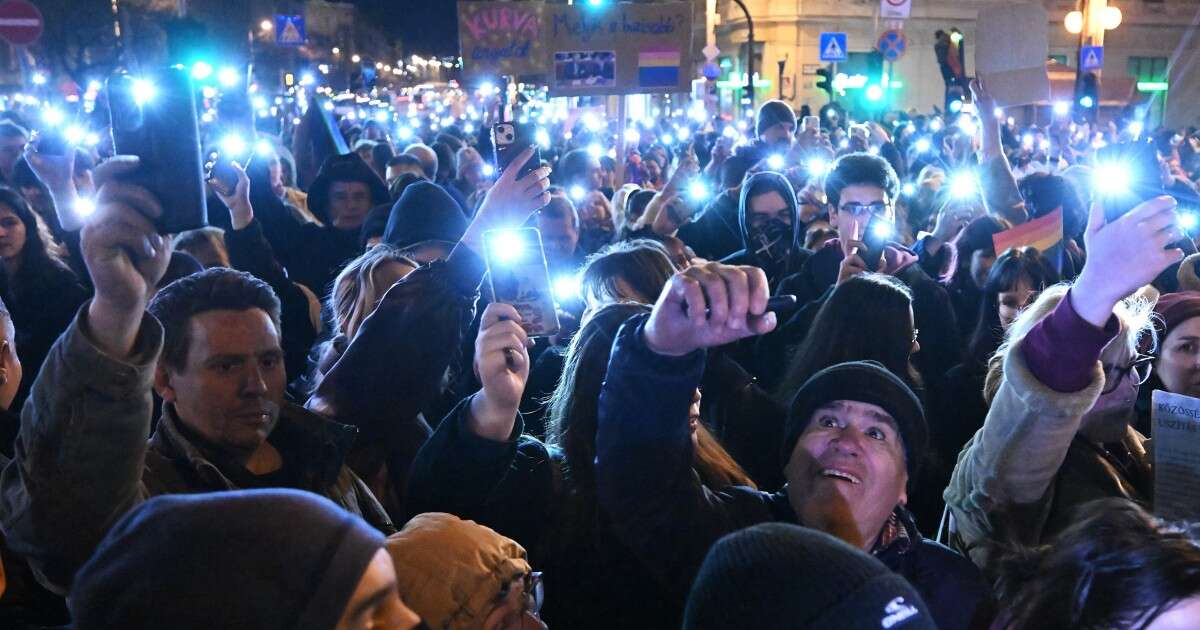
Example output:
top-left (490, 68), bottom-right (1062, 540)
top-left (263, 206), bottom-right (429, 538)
top-left (468, 303), bottom-right (533, 441)
top-left (83, 156), bottom-right (173, 358)
top-left (643, 262), bottom-right (776, 357)
top-left (214, 161), bottom-right (254, 230)
top-left (461, 147), bottom-right (552, 254)
top-left (1072, 195), bottom-right (1184, 327)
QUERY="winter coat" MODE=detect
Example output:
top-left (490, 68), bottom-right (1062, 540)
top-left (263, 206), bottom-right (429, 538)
top-left (944, 300), bottom-right (1151, 570)
top-left (720, 172), bottom-right (812, 290)
top-left (0, 308), bottom-right (391, 594)
top-left (677, 189), bottom-right (743, 262)
top-left (594, 315), bottom-right (991, 630)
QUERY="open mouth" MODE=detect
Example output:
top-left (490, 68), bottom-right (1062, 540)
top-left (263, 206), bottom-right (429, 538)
top-left (820, 468), bottom-right (862, 484)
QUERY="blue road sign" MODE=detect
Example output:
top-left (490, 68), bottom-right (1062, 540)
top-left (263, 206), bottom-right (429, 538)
top-left (275, 14), bottom-right (305, 46)
top-left (819, 32), bottom-right (848, 62)
top-left (1081, 46), bottom-right (1103, 72)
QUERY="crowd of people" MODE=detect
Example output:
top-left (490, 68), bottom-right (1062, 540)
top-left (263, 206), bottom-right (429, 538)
top-left (0, 70), bottom-right (1197, 629)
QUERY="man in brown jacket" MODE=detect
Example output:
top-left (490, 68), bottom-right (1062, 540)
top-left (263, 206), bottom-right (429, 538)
top-left (0, 157), bottom-right (390, 594)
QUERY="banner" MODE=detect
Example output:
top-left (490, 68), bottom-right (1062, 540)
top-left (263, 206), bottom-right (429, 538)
top-left (458, 2), bottom-right (549, 82)
top-left (1153, 390), bottom-right (1200, 521)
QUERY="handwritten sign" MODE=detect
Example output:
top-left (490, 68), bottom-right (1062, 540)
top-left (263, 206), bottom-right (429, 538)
top-left (546, 1), bottom-right (692, 96)
top-left (1152, 390), bottom-right (1200, 521)
top-left (458, 2), bottom-right (549, 81)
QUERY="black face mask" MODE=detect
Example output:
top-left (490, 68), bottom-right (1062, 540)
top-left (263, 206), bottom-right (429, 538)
top-left (749, 218), bottom-right (792, 263)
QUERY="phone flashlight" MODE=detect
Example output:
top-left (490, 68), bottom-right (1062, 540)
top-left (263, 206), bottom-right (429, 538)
top-left (766, 154), bottom-right (785, 170)
top-left (687, 180), bottom-right (709, 202)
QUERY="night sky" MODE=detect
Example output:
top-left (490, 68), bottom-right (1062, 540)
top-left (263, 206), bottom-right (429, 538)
top-left (356, 0), bottom-right (460, 56)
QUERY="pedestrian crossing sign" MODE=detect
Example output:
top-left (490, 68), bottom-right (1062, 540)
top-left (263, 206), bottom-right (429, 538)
top-left (820, 32), bottom-right (848, 62)
top-left (1081, 46), bottom-right (1103, 72)
top-left (275, 15), bottom-right (305, 46)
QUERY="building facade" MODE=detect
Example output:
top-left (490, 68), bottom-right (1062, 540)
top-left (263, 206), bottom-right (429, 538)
top-left (712, 0), bottom-right (1200, 127)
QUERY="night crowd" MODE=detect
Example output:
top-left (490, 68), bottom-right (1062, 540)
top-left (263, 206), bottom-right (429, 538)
top-left (0, 74), bottom-right (1197, 629)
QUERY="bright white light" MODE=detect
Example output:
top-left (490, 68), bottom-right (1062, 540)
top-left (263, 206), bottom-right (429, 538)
top-left (949, 100), bottom-right (963, 113)
top-left (299, 74), bottom-right (315, 86)
top-left (132, 79), bottom-right (156, 106)
top-left (1093, 162), bottom-right (1131, 196)
top-left (535, 128), bottom-right (550, 148)
top-left (252, 96), bottom-right (268, 110)
top-left (84, 132), bottom-right (100, 147)
top-left (1022, 134), bottom-right (1034, 148)
top-left (220, 134), bottom-right (247, 158)
top-left (871, 220), bottom-right (894, 239)
top-left (87, 80), bottom-right (102, 93)
top-left (1179, 212), bottom-right (1198, 231)
top-left (217, 67), bottom-right (239, 87)
top-left (75, 197), bottom-right (96, 218)
top-left (554, 274), bottom-right (581, 302)
top-left (569, 185), bottom-right (586, 202)
top-left (736, 120), bottom-right (748, 131)
top-left (63, 125), bottom-right (85, 144)
top-left (191, 62), bottom-right (213, 81)
top-left (584, 113), bottom-right (603, 132)
top-left (1039, 139), bottom-right (1052, 151)
top-left (928, 118), bottom-right (943, 132)
top-left (661, 133), bottom-right (674, 145)
top-left (677, 127), bottom-right (691, 141)
top-left (993, 107), bottom-right (1004, 119)
top-left (255, 140), bottom-right (273, 156)
top-left (624, 128), bottom-right (641, 144)
top-left (42, 108), bottom-right (64, 127)
top-left (201, 86), bottom-right (218, 100)
top-left (868, 146), bottom-right (880, 156)
top-left (481, 163), bottom-right (495, 177)
top-left (949, 172), bottom-right (978, 199)
top-left (767, 154), bottom-right (785, 170)
top-left (1053, 101), bottom-right (1070, 116)
top-left (902, 183), bottom-right (917, 196)
top-left (396, 126), bottom-right (413, 141)
top-left (914, 138), bottom-right (932, 154)
top-left (586, 144), bottom-right (603, 159)
top-left (487, 230), bottom-right (525, 265)
top-left (1128, 121), bottom-right (1144, 137)
top-left (806, 158), bottom-right (828, 175)
top-left (722, 126), bottom-right (738, 139)
top-left (374, 110), bottom-right (389, 122)
top-left (838, 138), bottom-right (850, 149)
top-left (31, 72), bottom-right (46, 86)
top-left (464, 123), bottom-right (475, 134)
top-left (958, 116), bottom-right (977, 136)
top-left (688, 180), bottom-right (708, 201)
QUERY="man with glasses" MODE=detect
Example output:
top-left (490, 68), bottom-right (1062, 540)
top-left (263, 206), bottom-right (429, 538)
top-left (946, 193), bottom-right (1183, 569)
top-left (776, 153), bottom-right (962, 387)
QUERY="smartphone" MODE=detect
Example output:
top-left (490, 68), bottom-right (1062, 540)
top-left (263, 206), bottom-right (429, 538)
top-left (860, 214), bottom-right (894, 271)
top-left (32, 126), bottom-right (69, 156)
top-left (802, 116), bottom-right (820, 134)
top-left (492, 122), bottom-right (542, 180)
top-left (1096, 141), bottom-right (1163, 222)
top-left (205, 150), bottom-right (248, 197)
top-left (483, 227), bottom-right (560, 337)
top-left (107, 67), bottom-right (208, 234)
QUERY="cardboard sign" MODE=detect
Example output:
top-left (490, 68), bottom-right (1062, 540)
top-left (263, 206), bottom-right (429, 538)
top-left (545, 1), bottom-right (692, 96)
top-left (1152, 390), bottom-right (1200, 521)
top-left (975, 3), bottom-right (1050, 107)
top-left (458, 2), bottom-right (549, 82)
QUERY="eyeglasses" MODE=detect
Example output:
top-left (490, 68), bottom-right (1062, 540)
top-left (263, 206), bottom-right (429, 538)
top-left (1101, 356), bottom-right (1154, 394)
top-left (838, 201), bottom-right (891, 219)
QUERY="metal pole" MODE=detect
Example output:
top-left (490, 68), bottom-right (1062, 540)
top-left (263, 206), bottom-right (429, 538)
top-left (730, 0), bottom-right (754, 111)
top-left (615, 94), bottom-right (627, 185)
top-left (777, 56), bottom-right (786, 100)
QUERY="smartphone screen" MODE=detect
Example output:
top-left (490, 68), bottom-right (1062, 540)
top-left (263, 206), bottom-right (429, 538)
top-left (860, 214), bottom-right (894, 271)
top-left (802, 116), bottom-right (820, 133)
top-left (492, 123), bottom-right (541, 180)
top-left (1096, 142), bottom-right (1163, 222)
top-left (483, 228), bottom-right (560, 337)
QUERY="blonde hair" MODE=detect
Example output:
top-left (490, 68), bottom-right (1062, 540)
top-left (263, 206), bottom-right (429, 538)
top-left (329, 245), bottom-right (418, 341)
top-left (983, 283), bottom-right (1155, 404)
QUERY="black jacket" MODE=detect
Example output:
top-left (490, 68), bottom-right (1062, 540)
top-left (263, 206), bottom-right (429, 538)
top-left (677, 189), bottom-right (743, 261)
top-left (719, 172), bottom-right (811, 289)
top-left (594, 315), bottom-right (991, 630)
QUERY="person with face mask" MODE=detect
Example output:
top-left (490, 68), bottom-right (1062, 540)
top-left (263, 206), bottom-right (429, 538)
top-left (720, 172), bottom-right (810, 290)
top-left (945, 193), bottom-right (1184, 570)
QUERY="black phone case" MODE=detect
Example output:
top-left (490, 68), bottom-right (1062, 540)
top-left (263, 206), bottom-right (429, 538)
top-left (108, 67), bottom-right (208, 234)
top-left (492, 123), bottom-right (541, 180)
top-left (860, 216), bottom-right (891, 271)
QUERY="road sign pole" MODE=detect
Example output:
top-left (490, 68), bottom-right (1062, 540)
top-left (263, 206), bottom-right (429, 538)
top-left (831, 61), bottom-right (837, 104)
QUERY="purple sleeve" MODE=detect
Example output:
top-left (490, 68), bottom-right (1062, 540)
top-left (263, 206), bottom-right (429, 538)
top-left (1020, 289), bottom-right (1120, 393)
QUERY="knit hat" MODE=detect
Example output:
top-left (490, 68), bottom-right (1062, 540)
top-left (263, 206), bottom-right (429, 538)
top-left (307, 153), bottom-right (390, 224)
top-left (783, 361), bottom-right (928, 479)
top-left (684, 523), bottom-right (935, 630)
top-left (70, 489), bottom-right (385, 630)
top-left (382, 181), bottom-right (469, 250)
top-left (1151, 291), bottom-right (1200, 352)
top-left (386, 512), bottom-right (531, 630)
top-left (756, 99), bottom-right (797, 139)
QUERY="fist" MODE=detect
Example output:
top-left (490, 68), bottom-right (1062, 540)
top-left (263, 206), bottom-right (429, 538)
top-left (643, 262), bottom-right (776, 357)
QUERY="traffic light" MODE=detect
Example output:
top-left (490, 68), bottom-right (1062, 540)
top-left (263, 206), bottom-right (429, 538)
top-left (1076, 71), bottom-right (1099, 122)
top-left (816, 66), bottom-right (834, 100)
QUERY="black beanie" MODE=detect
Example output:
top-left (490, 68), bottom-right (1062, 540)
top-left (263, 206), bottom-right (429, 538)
top-left (307, 153), bottom-right (390, 224)
top-left (70, 489), bottom-right (385, 630)
top-left (684, 523), bottom-right (935, 630)
top-left (756, 99), bottom-right (797, 138)
top-left (382, 180), bottom-right (469, 250)
top-left (783, 361), bottom-right (927, 479)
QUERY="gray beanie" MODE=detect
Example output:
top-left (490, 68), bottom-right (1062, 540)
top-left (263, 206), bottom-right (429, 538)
top-left (756, 99), bottom-right (797, 138)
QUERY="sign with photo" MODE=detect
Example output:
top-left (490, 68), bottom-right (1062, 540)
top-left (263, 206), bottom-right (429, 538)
top-left (457, 2), bottom-right (549, 82)
top-left (554, 51), bottom-right (616, 89)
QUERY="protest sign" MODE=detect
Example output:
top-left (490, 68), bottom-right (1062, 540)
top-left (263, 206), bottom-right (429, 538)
top-left (975, 3), bottom-right (1051, 107)
top-left (545, 2), bottom-right (693, 96)
top-left (458, 2), bottom-right (549, 82)
top-left (1152, 390), bottom-right (1200, 521)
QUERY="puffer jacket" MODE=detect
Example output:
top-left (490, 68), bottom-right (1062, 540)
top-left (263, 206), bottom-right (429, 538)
top-left (0, 307), bottom-right (391, 594)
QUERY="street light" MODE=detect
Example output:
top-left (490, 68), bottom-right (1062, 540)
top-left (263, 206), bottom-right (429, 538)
top-left (332, 47), bottom-right (341, 56)
top-left (728, 0), bottom-right (755, 110)
top-left (259, 19), bottom-right (272, 32)
top-left (351, 54), bottom-right (361, 63)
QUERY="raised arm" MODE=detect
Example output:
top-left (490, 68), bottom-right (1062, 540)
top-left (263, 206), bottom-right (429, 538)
top-left (973, 78), bottom-right (1029, 226)
top-left (0, 157), bottom-right (172, 593)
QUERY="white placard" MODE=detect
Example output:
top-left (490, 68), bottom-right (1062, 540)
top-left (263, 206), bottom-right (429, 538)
top-left (1152, 390), bottom-right (1200, 521)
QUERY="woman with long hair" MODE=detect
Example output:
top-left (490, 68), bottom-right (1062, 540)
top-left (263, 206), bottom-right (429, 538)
top-left (0, 187), bottom-right (87, 411)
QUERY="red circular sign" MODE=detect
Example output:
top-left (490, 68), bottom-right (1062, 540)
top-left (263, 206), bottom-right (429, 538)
top-left (0, 0), bottom-right (43, 47)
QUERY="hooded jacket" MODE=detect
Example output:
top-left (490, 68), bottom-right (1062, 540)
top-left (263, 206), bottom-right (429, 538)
top-left (382, 181), bottom-right (470, 251)
top-left (0, 307), bottom-right (392, 594)
top-left (721, 172), bottom-right (811, 288)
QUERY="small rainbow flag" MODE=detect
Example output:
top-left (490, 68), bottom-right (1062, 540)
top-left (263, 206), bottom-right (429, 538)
top-left (638, 47), bottom-right (680, 88)
top-left (991, 208), bottom-right (1064, 270)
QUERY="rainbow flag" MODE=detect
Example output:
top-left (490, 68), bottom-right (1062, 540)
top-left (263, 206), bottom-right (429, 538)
top-left (991, 208), bottom-right (1064, 270)
top-left (638, 47), bottom-right (680, 88)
